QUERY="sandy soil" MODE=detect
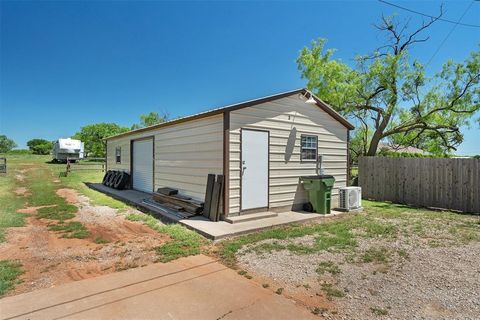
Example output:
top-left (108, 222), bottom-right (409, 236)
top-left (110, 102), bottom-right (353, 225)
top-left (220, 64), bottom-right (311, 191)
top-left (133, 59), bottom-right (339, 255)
top-left (244, 269), bottom-right (335, 316)
top-left (14, 187), bottom-right (29, 197)
top-left (0, 187), bottom-right (169, 297)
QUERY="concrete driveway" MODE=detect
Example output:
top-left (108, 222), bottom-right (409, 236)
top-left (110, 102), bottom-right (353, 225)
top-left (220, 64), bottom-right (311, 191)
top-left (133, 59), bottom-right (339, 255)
top-left (0, 255), bottom-right (316, 320)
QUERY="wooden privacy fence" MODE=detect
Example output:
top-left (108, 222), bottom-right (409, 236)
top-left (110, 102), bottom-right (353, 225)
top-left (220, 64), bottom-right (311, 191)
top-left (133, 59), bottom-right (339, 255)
top-left (358, 157), bottom-right (480, 213)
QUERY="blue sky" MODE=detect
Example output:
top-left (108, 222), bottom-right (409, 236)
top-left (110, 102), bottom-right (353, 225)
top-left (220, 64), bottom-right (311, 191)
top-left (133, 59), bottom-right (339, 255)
top-left (0, 0), bottom-right (479, 155)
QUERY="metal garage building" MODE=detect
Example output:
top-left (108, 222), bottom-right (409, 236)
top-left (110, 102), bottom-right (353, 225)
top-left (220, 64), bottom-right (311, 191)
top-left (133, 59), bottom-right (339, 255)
top-left (106, 88), bottom-right (354, 217)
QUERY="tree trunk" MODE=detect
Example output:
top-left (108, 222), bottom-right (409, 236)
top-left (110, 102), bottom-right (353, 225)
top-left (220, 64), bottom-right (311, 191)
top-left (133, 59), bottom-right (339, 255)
top-left (366, 131), bottom-right (382, 156)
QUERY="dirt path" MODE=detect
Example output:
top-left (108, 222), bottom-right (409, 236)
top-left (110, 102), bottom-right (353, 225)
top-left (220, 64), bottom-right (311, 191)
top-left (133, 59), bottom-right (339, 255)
top-left (0, 184), bottom-right (169, 297)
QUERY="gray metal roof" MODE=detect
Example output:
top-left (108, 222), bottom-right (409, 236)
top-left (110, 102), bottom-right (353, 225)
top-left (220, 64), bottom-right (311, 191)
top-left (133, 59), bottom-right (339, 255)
top-left (106, 88), bottom-right (354, 140)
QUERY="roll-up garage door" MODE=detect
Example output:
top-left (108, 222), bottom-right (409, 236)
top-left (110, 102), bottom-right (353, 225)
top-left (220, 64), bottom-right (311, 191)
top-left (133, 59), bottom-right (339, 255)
top-left (132, 138), bottom-right (154, 193)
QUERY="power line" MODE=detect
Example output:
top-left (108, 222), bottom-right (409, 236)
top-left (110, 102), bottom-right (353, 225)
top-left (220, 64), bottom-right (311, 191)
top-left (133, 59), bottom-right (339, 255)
top-left (378, 0), bottom-right (480, 28)
top-left (426, 1), bottom-right (475, 66)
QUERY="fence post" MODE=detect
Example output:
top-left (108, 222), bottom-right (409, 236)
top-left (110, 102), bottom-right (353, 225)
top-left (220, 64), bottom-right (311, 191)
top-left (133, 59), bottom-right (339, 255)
top-left (66, 158), bottom-right (70, 177)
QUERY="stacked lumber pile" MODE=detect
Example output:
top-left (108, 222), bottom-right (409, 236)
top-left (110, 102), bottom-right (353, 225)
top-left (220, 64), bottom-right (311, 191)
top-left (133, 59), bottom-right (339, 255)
top-left (203, 174), bottom-right (224, 222)
top-left (152, 187), bottom-right (204, 218)
top-left (151, 174), bottom-right (224, 221)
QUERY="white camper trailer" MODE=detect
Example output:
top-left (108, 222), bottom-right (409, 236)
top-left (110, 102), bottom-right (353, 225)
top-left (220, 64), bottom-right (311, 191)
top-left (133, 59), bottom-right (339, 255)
top-left (52, 138), bottom-right (84, 162)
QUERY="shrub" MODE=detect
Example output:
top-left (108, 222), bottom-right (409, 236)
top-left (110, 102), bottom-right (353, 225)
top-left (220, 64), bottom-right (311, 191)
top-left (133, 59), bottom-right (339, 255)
top-left (27, 139), bottom-right (53, 155)
top-left (6, 149), bottom-right (32, 155)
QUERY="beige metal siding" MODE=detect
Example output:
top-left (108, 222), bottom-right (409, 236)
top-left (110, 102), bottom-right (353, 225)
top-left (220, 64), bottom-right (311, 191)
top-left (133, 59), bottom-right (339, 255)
top-left (154, 115), bottom-right (223, 200)
top-left (106, 139), bottom-right (130, 172)
top-left (229, 95), bottom-right (348, 215)
top-left (107, 114), bottom-right (223, 200)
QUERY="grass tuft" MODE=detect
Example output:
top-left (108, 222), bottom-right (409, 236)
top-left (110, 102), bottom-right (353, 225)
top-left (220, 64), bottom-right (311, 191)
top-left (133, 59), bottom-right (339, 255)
top-left (370, 307), bottom-right (389, 316)
top-left (321, 283), bottom-right (345, 300)
top-left (37, 204), bottom-right (77, 221)
top-left (361, 247), bottom-right (391, 264)
top-left (0, 260), bottom-right (23, 296)
top-left (48, 221), bottom-right (90, 239)
top-left (219, 220), bottom-right (360, 266)
top-left (316, 261), bottom-right (341, 275)
top-left (126, 213), bottom-right (207, 262)
top-left (94, 236), bottom-right (110, 244)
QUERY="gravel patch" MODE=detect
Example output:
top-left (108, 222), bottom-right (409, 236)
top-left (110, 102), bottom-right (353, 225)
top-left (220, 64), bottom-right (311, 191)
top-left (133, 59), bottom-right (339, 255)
top-left (335, 241), bottom-right (480, 320)
top-left (237, 231), bottom-right (480, 319)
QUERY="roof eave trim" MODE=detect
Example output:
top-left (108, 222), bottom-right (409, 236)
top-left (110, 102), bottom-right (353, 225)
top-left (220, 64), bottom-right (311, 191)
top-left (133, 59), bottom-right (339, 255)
top-left (308, 92), bottom-right (355, 130)
top-left (106, 88), bottom-right (305, 140)
top-left (106, 88), bottom-right (354, 140)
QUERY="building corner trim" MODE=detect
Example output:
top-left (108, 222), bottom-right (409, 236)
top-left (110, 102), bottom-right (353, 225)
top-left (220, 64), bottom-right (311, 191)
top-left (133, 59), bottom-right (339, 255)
top-left (223, 111), bottom-right (230, 217)
top-left (347, 130), bottom-right (351, 187)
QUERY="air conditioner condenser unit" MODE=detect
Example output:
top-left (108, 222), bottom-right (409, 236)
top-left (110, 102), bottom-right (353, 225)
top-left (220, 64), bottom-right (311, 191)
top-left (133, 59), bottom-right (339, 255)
top-left (339, 187), bottom-right (362, 211)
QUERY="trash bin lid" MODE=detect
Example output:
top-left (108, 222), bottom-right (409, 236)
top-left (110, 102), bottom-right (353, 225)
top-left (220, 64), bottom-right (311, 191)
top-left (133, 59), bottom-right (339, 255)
top-left (300, 175), bottom-right (335, 180)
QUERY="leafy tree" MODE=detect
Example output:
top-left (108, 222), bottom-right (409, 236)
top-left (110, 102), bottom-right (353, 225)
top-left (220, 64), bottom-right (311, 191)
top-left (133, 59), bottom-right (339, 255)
top-left (73, 123), bottom-right (129, 157)
top-left (297, 11), bottom-right (480, 156)
top-left (27, 139), bottom-right (53, 155)
top-left (0, 135), bottom-right (17, 153)
top-left (131, 112), bottom-right (169, 130)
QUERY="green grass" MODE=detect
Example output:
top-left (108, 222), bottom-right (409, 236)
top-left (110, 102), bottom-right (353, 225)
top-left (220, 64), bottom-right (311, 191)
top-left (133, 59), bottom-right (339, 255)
top-left (0, 156), bottom-right (34, 241)
top-left (0, 260), bottom-right (23, 296)
top-left (316, 261), bottom-right (341, 275)
top-left (45, 159), bottom-right (128, 210)
top-left (48, 221), bottom-right (90, 239)
top-left (37, 204), bottom-right (78, 221)
top-left (0, 154), bottom-right (93, 240)
top-left (4, 154), bottom-right (127, 210)
top-left (1, 154), bottom-right (204, 263)
top-left (218, 200), bottom-right (480, 267)
top-left (219, 219), bottom-right (364, 266)
top-left (397, 248), bottom-right (409, 259)
top-left (320, 283), bottom-right (345, 300)
top-left (94, 236), bottom-right (110, 244)
top-left (361, 247), bottom-right (391, 263)
top-left (370, 307), bottom-right (389, 316)
top-left (126, 213), bottom-right (208, 262)
top-left (59, 168), bottom-right (128, 209)
top-left (25, 166), bottom-right (62, 207)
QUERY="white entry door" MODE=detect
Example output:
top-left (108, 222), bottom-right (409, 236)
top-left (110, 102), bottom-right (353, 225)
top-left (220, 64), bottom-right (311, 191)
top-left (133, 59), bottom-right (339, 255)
top-left (241, 129), bottom-right (269, 210)
top-left (132, 138), bottom-right (154, 193)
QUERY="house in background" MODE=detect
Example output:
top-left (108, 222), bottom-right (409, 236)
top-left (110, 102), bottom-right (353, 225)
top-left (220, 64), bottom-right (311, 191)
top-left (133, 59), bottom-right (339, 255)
top-left (105, 89), bottom-right (354, 217)
top-left (378, 142), bottom-right (429, 155)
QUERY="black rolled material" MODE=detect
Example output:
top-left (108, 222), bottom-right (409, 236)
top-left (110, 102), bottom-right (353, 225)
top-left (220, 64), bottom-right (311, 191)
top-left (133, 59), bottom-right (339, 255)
top-left (106, 171), bottom-right (119, 187)
top-left (113, 172), bottom-right (130, 190)
top-left (102, 170), bottom-right (113, 185)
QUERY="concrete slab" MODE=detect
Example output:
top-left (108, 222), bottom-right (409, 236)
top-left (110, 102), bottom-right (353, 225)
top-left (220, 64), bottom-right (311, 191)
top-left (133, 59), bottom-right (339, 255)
top-left (180, 210), bottom-right (349, 240)
top-left (0, 255), bottom-right (317, 320)
top-left (87, 183), bottom-right (351, 240)
top-left (224, 211), bottom-right (278, 224)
